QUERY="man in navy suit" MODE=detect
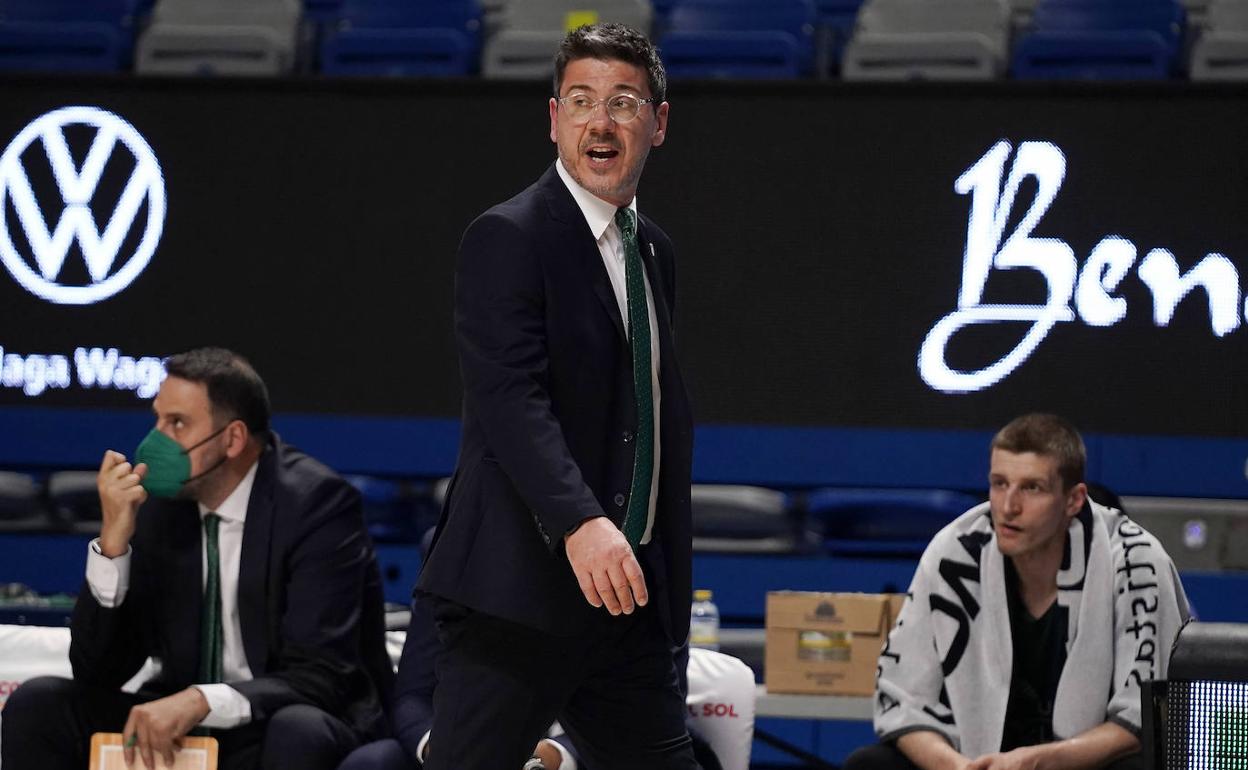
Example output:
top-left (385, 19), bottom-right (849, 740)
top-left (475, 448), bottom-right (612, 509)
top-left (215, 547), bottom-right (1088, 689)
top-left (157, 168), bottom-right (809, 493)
top-left (416, 22), bottom-right (699, 770)
top-left (2, 348), bottom-right (393, 770)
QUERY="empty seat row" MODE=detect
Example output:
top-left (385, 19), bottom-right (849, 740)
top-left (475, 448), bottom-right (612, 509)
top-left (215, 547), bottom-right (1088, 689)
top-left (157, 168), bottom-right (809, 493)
top-left (0, 466), bottom-right (977, 557)
top-left (0, 470), bottom-right (100, 534)
top-left (481, 0), bottom-right (651, 79)
top-left (843, 0), bottom-right (1186, 81)
top-left (324, 0), bottom-right (1248, 82)
top-left (835, 0), bottom-right (1248, 81)
top-left (0, 0), bottom-right (300, 75)
top-left (323, 0), bottom-right (820, 79)
top-left (14, 468), bottom-right (1226, 571)
top-left (1, 0), bottom-right (1246, 82)
top-left (0, 468), bottom-right (441, 542)
top-left (690, 484), bottom-right (976, 557)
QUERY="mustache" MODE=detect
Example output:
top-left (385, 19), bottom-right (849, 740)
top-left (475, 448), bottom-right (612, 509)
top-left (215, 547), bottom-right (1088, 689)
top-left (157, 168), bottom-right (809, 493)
top-left (580, 133), bottom-right (621, 152)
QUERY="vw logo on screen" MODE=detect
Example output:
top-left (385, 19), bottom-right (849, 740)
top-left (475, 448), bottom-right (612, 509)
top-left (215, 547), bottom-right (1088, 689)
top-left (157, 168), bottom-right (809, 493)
top-left (0, 106), bottom-right (166, 305)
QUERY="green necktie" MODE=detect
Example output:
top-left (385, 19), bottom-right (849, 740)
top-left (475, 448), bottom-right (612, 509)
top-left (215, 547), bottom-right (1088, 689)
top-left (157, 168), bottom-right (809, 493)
top-left (199, 513), bottom-right (223, 683)
top-left (615, 207), bottom-right (654, 550)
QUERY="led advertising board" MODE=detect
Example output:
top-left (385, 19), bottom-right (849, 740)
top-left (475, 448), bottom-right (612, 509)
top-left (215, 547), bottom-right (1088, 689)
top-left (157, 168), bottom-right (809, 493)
top-left (0, 78), bottom-right (1243, 494)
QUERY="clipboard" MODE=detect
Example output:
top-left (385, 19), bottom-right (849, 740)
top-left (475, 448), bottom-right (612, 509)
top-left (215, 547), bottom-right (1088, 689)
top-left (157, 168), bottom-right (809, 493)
top-left (90, 733), bottom-right (218, 770)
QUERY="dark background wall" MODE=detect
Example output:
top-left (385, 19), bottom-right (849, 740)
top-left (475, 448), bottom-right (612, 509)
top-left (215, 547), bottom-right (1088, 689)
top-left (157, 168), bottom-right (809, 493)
top-left (1, 76), bottom-right (1246, 494)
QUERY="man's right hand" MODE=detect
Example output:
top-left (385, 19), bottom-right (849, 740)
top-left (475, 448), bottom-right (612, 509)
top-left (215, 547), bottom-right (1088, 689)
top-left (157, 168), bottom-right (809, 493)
top-left (564, 516), bottom-right (648, 615)
top-left (97, 450), bottom-right (148, 558)
top-left (897, 730), bottom-right (974, 770)
top-left (122, 687), bottom-right (210, 770)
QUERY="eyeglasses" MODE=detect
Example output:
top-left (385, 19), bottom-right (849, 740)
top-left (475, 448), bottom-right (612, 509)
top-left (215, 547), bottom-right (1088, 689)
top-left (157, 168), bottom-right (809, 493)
top-left (556, 93), bottom-right (657, 124)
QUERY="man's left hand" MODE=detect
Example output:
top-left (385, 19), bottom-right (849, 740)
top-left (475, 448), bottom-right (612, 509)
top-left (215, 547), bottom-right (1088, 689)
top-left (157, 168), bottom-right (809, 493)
top-left (966, 746), bottom-right (1044, 770)
top-left (531, 738), bottom-right (563, 769)
top-left (122, 687), bottom-right (211, 769)
top-left (564, 516), bottom-right (648, 615)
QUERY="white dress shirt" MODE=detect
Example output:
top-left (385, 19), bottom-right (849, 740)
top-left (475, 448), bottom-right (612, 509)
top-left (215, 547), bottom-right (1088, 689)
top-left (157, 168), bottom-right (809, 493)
top-left (86, 461), bottom-right (259, 728)
top-left (555, 159), bottom-right (662, 544)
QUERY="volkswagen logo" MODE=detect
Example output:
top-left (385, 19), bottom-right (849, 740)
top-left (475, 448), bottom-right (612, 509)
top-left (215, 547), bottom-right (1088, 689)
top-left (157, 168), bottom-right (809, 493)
top-left (0, 106), bottom-right (166, 305)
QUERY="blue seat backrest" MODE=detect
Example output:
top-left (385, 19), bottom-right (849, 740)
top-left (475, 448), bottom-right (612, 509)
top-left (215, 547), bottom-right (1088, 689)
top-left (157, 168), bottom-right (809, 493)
top-left (347, 474), bottom-right (440, 544)
top-left (337, 0), bottom-right (481, 30)
top-left (1032, 0), bottom-right (1184, 45)
top-left (807, 487), bottom-right (981, 540)
top-left (0, 0), bottom-right (141, 24)
top-left (814, 0), bottom-right (867, 22)
top-left (668, 0), bottom-right (817, 37)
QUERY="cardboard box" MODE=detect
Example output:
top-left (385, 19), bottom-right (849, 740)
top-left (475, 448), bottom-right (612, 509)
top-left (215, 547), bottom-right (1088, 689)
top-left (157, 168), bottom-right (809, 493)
top-left (764, 591), bottom-right (904, 696)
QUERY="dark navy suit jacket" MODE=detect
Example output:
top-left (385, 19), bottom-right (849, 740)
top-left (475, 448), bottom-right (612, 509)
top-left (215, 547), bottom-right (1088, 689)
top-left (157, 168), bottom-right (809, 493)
top-left (418, 163), bottom-right (694, 644)
top-left (69, 434), bottom-right (394, 740)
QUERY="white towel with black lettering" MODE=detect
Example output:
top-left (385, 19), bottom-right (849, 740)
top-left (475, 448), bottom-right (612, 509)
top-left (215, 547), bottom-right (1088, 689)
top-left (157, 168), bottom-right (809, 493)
top-left (874, 500), bottom-right (1189, 759)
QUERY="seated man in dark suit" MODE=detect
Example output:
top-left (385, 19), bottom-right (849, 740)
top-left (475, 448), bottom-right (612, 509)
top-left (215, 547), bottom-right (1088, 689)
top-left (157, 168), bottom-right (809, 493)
top-left (337, 596), bottom-right (726, 770)
top-left (1, 347), bottom-right (394, 770)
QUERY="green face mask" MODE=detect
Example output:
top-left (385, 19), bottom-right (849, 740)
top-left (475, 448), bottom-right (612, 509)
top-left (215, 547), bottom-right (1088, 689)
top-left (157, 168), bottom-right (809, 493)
top-left (134, 425), bottom-right (228, 498)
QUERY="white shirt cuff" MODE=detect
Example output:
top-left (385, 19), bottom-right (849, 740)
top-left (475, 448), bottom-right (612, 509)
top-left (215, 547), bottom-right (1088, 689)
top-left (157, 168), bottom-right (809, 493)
top-left (193, 684), bottom-right (252, 729)
top-left (416, 729), bottom-right (432, 764)
top-left (545, 738), bottom-right (577, 770)
top-left (86, 539), bottom-right (131, 607)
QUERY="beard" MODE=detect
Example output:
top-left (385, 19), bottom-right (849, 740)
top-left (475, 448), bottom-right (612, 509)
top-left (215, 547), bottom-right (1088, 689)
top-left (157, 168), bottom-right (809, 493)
top-left (559, 142), bottom-right (648, 204)
top-left (177, 445), bottom-right (230, 503)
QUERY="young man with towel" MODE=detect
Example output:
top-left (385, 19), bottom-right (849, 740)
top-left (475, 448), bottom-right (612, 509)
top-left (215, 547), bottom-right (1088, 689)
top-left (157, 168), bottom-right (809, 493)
top-left (849, 413), bottom-right (1189, 770)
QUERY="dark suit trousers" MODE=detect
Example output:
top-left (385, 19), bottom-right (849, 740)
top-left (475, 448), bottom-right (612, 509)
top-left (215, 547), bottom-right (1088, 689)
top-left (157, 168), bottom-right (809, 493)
top-left (425, 598), bottom-right (701, 770)
top-left (1, 676), bottom-right (360, 770)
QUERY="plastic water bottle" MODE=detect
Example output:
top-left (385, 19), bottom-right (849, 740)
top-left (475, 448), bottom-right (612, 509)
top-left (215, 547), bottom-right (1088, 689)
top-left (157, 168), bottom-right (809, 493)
top-left (690, 589), bottom-right (720, 651)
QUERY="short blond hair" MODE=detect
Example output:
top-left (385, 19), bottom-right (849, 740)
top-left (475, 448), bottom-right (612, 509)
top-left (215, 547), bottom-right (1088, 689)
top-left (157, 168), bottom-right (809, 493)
top-left (991, 413), bottom-right (1085, 490)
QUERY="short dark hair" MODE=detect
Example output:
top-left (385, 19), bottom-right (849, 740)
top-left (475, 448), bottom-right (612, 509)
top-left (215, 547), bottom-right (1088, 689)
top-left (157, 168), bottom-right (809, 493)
top-left (554, 22), bottom-right (667, 104)
top-left (991, 413), bottom-right (1086, 491)
top-left (164, 347), bottom-right (270, 437)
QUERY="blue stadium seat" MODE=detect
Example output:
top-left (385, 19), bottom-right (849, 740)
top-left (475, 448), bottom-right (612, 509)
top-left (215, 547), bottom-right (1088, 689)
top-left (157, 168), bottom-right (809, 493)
top-left (0, 471), bottom-right (47, 532)
top-left (346, 475), bottom-right (439, 544)
top-left (691, 484), bottom-right (818, 554)
top-left (0, 0), bottom-right (144, 73)
top-left (807, 487), bottom-right (981, 558)
top-left (320, 0), bottom-right (483, 77)
top-left (47, 470), bottom-right (103, 535)
top-left (658, 0), bottom-right (817, 79)
top-left (1012, 0), bottom-right (1185, 80)
top-left (305, 0), bottom-right (346, 22)
top-left (650, 0), bottom-right (678, 37)
top-left (815, 0), bottom-right (867, 74)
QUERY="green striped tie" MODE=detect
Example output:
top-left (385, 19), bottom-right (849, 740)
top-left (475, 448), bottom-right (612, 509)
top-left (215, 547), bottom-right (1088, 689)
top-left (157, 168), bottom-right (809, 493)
top-left (199, 513), bottom-right (223, 683)
top-left (615, 207), bottom-right (654, 550)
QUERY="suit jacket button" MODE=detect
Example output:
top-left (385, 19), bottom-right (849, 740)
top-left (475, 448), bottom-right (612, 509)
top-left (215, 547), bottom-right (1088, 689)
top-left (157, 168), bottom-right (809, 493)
top-left (613, 493), bottom-right (626, 507)
top-left (622, 430), bottom-right (633, 443)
